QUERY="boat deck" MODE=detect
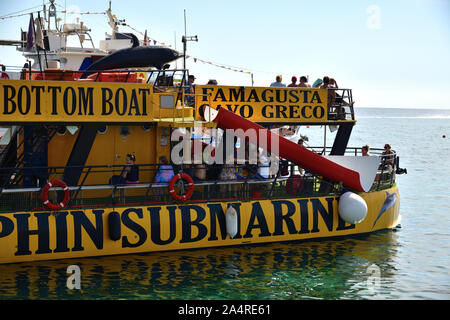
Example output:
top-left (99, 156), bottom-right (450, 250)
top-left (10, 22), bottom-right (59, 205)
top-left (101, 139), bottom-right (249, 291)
top-left (0, 147), bottom-right (398, 213)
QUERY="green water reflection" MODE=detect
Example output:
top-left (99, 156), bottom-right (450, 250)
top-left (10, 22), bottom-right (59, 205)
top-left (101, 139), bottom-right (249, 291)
top-left (0, 230), bottom-right (401, 300)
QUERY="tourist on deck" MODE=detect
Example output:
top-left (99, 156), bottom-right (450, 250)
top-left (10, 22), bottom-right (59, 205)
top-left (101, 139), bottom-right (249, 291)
top-left (280, 125), bottom-right (294, 137)
top-left (153, 155), bottom-right (175, 196)
top-left (319, 76), bottom-right (339, 117)
top-left (319, 76), bottom-right (331, 89)
top-left (219, 153), bottom-right (238, 197)
top-left (287, 76), bottom-right (298, 87)
top-left (207, 79), bottom-right (218, 85)
top-left (193, 149), bottom-right (208, 198)
top-left (123, 154), bottom-right (139, 184)
top-left (362, 145), bottom-right (371, 156)
top-left (257, 150), bottom-right (270, 179)
top-left (312, 78), bottom-right (323, 88)
top-left (381, 144), bottom-right (394, 171)
top-left (155, 156), bottom-right (175, 183)
top-left (329, 77), bottom-right (340, 106)
top-left (270, 75), bottom-right (286, 87)
top-left (330, 77), bottom-right (353, 106)
top-left (245, 158), bottom-right (263, 180)
top-left (329, 78), bottom-right (338, 88)
top-left (0, 65), bottom-right (9, 80)
top-left (20, 63), bottom-right (29, 80)
top-left (109, 153), bottom-right (139, 185)
top-left (193, 162), bottom-right (207, 182)
top-left (295, 139), bottom-right (306, 175)
top-left (185, 74), bottom-right (196, 106)
top-left (268, 152), bottom-right (279, 179)
top-left (298, 76), bottom-right (311, 88)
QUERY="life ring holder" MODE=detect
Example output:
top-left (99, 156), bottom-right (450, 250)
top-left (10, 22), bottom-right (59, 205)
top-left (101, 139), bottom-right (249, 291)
top-left (168, 173), bottom-right (194, 203)
top-left (42, 180), bottom-right (70, 210)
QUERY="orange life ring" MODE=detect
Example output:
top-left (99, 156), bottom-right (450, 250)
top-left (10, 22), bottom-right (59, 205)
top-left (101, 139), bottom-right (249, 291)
top-left (168, 173), bottom-right (194, 203)
top-left (42, 180), bottom-right (70, 210)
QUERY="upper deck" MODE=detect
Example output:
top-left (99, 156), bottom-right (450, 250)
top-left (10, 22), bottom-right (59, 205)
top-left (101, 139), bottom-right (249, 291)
top-left (0, 69), bottom-right (355, 126)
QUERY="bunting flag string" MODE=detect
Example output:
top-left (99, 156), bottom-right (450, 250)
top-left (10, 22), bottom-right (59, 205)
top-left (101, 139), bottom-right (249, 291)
top-left (58, 11), bottom-right (107, 15)
top-left (187, 55), bottom-right (252, 75)
top-left (0, 4), bottom-right (43, 20)
top-left (123, 24), bottom-right (253, 75)
top-left (0, 9), bottom-right (105, 21)
top-left (0, 10), bottom-right (41, 20)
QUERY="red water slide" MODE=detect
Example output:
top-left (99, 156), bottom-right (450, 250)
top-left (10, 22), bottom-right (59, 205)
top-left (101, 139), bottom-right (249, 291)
top-left (205, 106), bottom-right (377, 192)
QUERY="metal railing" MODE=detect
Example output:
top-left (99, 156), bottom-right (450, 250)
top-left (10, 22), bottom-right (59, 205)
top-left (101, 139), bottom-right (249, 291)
top-left (308, 146), bottom-right (403, 191)
top-left (327, 88), bottom-right (354, 121)
top-left (0, 161), bottom-right (339, 212)
top-left (10, 68), bottom-right (202, 127)
top-left (14, 69), bottom-right (355, 123)
top-left (0, 145), bottom-right (403, 213)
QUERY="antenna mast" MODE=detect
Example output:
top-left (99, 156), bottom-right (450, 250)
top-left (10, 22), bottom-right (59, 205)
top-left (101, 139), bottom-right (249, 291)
top-left (181, 9), bottom-right (198, 71)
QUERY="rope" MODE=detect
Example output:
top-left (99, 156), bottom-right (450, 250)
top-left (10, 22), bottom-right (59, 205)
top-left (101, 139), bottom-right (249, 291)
top-left (0, 4), bottom-right (43, 19)
top-left (0, 9), bottom-right (41, 20)
top-left (0, 8), bottom-right (105, 21)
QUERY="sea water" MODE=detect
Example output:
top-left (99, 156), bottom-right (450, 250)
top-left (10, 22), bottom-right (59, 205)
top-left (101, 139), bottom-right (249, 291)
top-left (0, 107), bottom-right (449, 300)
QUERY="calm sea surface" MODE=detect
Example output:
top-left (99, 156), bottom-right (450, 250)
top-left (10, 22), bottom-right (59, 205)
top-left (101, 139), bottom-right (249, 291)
top-left (0, 107), bottom-right (449, 300)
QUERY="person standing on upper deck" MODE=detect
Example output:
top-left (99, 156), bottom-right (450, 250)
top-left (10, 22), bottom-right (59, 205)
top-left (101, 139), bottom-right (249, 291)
top-left (270, 75), bottom-right (286, 87)
top-left (185, 74), bottom-right (196, 106)
top-left (319, 76), bottom-right (331, 89)
top-left (329, 77), bottom-right (353, 120)
top-left (319, 76), bottom-right (338, 117)
top-left (381, 144), bottom-right (394, 171)
top-left (329, 78), bottom-right (338, 89)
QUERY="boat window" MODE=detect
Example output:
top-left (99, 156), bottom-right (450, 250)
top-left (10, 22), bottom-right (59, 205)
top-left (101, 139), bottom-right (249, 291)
top-left (160, 95), bottom-right (175, 109)
top-left (156, 75), bottom-right (173, 87)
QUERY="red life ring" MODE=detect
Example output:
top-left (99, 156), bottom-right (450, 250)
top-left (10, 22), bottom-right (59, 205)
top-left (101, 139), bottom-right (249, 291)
top-left (168, 173), bottom-right (194, 203)
top-left (42, 180), bottom-right (70, 210)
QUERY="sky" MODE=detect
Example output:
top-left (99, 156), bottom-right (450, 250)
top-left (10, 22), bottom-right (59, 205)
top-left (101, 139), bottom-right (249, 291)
top-left (0, 0), bottom-right (449, 109)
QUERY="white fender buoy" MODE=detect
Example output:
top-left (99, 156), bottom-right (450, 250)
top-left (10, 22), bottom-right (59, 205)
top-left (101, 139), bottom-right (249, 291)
top-left (226, 206), bottom-right (238, 239)
top-left (338, 191), bottom-right (368, 224)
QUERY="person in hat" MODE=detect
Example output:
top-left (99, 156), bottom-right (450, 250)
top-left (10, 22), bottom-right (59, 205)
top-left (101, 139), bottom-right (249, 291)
top-left (287, 76), bottom-right (298, 87)
top-left (186, 74), bottom-right (196, 92)
top-left (312, 78), bottom-right (323, 88)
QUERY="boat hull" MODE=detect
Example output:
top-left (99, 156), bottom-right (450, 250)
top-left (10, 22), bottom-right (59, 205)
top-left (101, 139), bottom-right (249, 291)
top-left (0, 185), bottom-right (400, 264)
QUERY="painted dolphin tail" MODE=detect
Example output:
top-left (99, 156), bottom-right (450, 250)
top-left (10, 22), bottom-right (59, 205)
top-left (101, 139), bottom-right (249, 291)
top-left (204, 106), bottom-right (379, 192)
top-left (80, 46), bottom-right (182, 79)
